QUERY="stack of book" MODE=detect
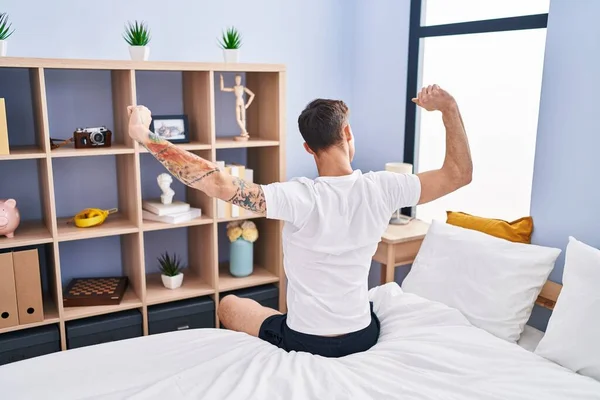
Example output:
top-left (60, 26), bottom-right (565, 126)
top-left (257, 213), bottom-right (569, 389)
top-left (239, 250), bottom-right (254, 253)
top-left (142, 199), bottom-right (202, 224)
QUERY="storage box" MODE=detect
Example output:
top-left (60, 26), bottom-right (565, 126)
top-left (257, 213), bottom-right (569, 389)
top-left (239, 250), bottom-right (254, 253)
top-left (148, 296), bottom-right (215, 335)
top-left (0, 324), bottom-right (60, 366)
top-left (222, 284), bottom-right (279, 310)
top-left (66, 309), bottom-right (142, 349)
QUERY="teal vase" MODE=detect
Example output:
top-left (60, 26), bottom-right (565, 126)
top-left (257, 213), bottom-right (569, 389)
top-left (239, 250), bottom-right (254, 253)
top-left (230, 239), bottom-right (253, 277)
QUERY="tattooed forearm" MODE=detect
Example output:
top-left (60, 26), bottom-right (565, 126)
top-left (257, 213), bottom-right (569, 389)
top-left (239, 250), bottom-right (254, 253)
top-left (139, 129), bottom-right (220, 191)
top-left (135, 127), bottom-right (266, 215)
top-left (226, 177), bottom-right (266, 214)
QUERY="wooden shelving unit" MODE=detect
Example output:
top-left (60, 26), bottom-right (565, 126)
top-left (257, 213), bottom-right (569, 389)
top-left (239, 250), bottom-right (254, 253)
top-left (218, 264), bottom-right (279, 292)
top-left (0, 300), bottom-right (60, 335)
top-left (0, 57), bottom-right (286, 350)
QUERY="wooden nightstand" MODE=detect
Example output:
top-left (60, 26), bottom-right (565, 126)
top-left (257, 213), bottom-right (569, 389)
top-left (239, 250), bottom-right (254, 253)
top-left (374, 219), bottom-right (430, 285)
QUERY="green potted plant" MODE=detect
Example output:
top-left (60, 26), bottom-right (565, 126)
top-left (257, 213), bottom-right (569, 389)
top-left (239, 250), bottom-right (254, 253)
top-left (218, 26), bottom-right (242, 63)
top-left (158, 251), bottom-right (184, 289)
top-left (0, 13), bottom-right (15, 57)
top-left (123, 20), bottom-right (151, 61)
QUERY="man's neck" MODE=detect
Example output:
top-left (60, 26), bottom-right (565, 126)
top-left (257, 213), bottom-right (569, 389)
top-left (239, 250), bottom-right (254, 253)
top-left (315, 149), bottom-right (353, 177)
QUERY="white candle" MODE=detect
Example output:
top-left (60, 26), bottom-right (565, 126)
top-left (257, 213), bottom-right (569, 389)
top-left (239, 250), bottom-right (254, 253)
top-left (385, 162), bottom-right (413, 175)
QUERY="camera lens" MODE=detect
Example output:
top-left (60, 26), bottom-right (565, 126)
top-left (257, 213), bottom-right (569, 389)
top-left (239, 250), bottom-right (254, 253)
top-left (91, 132), bottom-right (104, 144)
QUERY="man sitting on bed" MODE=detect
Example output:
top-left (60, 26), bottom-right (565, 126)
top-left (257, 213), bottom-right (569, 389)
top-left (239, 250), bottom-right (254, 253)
top-left (127, 84), bottom-right (472, 358)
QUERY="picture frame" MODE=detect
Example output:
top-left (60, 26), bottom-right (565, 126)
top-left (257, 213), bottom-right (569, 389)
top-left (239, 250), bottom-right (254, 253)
top-left (149, 114), bottom-right (190, 144)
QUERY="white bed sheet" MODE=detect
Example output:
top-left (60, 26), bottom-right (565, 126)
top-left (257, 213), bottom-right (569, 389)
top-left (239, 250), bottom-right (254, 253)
top-left (1, 283), bottom-right (599, 400)
top-left (518, 325), bottom-right (545, 352)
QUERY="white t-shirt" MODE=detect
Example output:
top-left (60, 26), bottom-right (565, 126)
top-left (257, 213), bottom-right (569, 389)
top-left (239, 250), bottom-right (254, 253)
top-left (261, 170), bottom-right (421, 335)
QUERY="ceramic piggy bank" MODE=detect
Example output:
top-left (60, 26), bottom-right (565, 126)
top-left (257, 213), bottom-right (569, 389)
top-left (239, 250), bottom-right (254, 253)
top-left (0, 199), bottom-right (20, 238)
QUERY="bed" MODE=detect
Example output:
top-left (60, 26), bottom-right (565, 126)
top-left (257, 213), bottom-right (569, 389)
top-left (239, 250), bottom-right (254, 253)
top-left (1, 282), bottom-right (599, 400)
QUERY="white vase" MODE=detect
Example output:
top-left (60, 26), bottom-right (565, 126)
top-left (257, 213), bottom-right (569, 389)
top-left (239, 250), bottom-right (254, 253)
top-left (161, 273), bottom-right (184, 289)
top-left (223, 49), bottom-right (240, 63)
top-left (129, 46), bottom-right (150, 61)
top-left (0, 41), bottom-right (7, 57)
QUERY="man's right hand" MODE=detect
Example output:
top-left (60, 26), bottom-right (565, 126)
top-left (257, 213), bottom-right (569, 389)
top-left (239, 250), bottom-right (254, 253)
top-left (412, 84), bottom-right (456, 113)
top-left (127, 105), bottom-right (152, 144)
top-left (413, 84), bottom-right (473, 206)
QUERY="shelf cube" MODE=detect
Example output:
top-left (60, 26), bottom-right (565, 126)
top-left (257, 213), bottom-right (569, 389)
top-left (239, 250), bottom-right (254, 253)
top-left (136, 70), bottom-right (212, 147)
top-left (59, 233), bottom-right (144, 321)
top-left (143, 225), bottom-right (215, 306)
top-left (52, 153), bottom-right (140, 240)
top-left (0, 67), bottom-right (48, 154)
top-left (45, 69), bottom-right (135, 150)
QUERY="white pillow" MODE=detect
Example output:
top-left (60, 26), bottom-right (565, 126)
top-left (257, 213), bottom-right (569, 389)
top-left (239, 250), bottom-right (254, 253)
top-left (401, 220), bottom-right (561, 343)
top-left (535, 237), bottom-right (600, 381)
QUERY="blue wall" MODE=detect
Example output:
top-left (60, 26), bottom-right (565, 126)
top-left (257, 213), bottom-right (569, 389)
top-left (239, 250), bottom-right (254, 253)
top-left (351, 0), bottom-right (411, 174)
top-left (347, 0), bottom-right (413, 288)
top-left (2, 0), bottom-right (592, 331)
top-left (2, 0), bottom-right (356, 180)
top-left (526, 0), bottom-right (600, 329)
top-left (360, 0), bottom-right (600, 330)
top-left (0, 0), bottom-right (357, 284)
top-left (361, 0), bottom-right (600, 330)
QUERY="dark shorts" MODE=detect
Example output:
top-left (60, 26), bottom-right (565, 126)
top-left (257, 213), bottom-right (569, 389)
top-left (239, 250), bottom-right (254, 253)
top-left (258, 302), bottom-right (381, 358)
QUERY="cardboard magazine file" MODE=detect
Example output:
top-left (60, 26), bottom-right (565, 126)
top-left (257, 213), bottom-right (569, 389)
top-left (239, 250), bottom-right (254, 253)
top-left (13, 249), bottom-right (44, 324)
top-left (0, 252), bottom-right (19, 329)
top-left (0, 98), bottom-right (9, 155)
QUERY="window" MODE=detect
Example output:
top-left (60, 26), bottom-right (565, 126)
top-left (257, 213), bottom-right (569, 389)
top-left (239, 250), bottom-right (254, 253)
top-left (404, 0), bottom-right (549, 223)
top-left (422, 0), bottom-right (549, 26)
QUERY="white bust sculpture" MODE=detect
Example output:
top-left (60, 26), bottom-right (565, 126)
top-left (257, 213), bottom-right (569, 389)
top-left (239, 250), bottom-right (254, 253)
top-left (157, 173), bottom-right (174, 205)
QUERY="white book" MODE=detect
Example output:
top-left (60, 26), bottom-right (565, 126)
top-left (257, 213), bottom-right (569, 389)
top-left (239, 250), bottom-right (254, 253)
top-left (242, 168), bottom-right (253, 216)
top-left (142, 208), bottom-right (202, 224)
top-left (245, 168), bottom-right (254, 184)
top-left (228, 165), bottom-right (241, 218)
top-left (216, 161), bottom-right (227, 219)
top-left (142, 199), bottom-right (190, 216)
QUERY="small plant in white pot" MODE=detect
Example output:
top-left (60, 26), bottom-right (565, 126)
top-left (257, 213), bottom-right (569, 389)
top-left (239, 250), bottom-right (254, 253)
top-left (219, 26), bottom-right (242, 63)
top-left (158, 251), bottom-right (184, 290)
top-left (123, 20), bottom-right (151, 61)
top-left (0, 13), bottom-right (15, 57)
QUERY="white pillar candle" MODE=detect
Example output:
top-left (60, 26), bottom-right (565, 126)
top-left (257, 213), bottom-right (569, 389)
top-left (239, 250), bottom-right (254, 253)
top-left (385, 162), bottom-right (413, 175)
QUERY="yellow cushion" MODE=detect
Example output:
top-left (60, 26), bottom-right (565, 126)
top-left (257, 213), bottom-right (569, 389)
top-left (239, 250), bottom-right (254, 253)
top-left (446, 211), bottom-right (533, 244)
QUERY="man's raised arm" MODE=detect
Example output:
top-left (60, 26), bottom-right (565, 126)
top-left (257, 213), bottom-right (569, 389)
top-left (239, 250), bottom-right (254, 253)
top-left (127, 105), bottom-right (266, 215)
top-left (413, 85), bottom-right (473, 204)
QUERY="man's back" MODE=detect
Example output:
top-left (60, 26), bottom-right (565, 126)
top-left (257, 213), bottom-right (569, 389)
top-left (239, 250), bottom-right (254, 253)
top-left (262, 170), bottom-right (421, 335)
top-left (130, 87), bottom-right (471, 358)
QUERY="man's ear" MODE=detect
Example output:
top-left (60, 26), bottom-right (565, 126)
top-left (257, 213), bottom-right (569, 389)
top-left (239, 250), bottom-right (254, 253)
top-left (343, 123), bottom-right (353, 141)
top-left (303, 142), bottom-right (315, 155)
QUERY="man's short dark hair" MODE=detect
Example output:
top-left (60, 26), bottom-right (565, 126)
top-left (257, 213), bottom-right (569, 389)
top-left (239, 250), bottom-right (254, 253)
top-left (297, 99), bottom-right (349, 153)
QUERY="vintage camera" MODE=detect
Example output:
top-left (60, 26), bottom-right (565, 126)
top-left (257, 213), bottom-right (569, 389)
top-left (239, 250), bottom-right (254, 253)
top-left (73, 126), bottom-right (112, 149)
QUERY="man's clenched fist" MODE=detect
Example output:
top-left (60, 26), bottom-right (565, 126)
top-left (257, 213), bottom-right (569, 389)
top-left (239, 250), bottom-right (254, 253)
top-left (412, 85), bottom-right (456, 113)
top-left (127, 105), bottom-right (152, 143)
